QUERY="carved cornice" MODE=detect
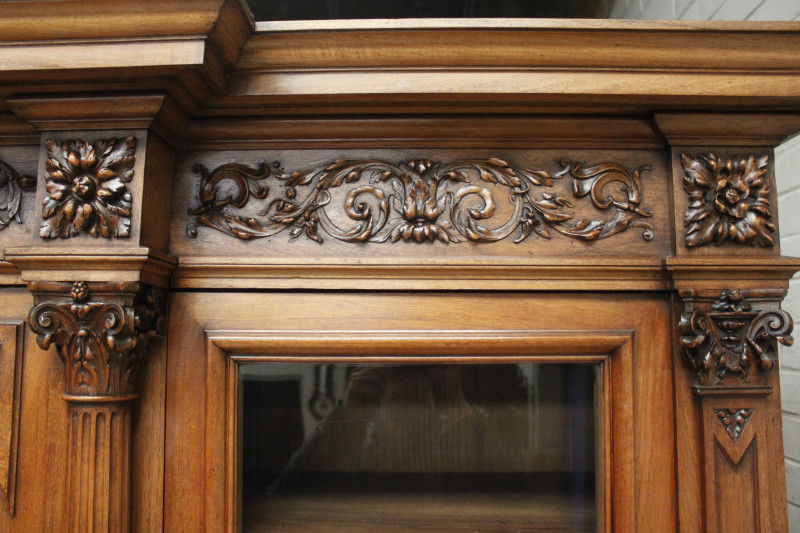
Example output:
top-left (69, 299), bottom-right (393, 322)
top-left (27, 281), bottom-right (165, 398)
top-left (682, 153), bottom-right (775, 248)
top-left (0, 159), bottom-right (34, 230)
top-left (679, 289), bottom-right (793, 389)
top-left (187, 158), bottom-right (654, 245)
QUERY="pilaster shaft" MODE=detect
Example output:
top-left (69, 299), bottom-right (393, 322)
top-left (27, 281), bottom-right (164, 532)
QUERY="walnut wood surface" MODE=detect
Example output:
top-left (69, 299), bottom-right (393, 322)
top-left (0, 322), bottom-right (23, 516)
top-left (0, 7), bottom-right (797, 533)
top-left (164, 292), bottom-right (675, 532)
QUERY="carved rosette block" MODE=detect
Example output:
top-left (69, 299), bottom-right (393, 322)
top-left (27, 281), bottom-right (164, 532)
top-left (40, 137), bottom-right (136, 239)
top-left (679, 289), bottom-right (793, 388)
top-left (187, 157), bottom-right (655, 245)
top-left (682, 153), bottom-right (775, 247)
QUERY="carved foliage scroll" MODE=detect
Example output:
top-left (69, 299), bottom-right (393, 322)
top-left (28, 282), bottom-right (164, 396)
top-left (187, 158), bottom-right (655, 245)
top-left (0, 160), bottom-right (35, 231)
top-left (40, 137), bottom-right (136, 239)
top-left (682, 153), bottom-right (775, 247)
top-left (680, 290), bottom-right (793, 387)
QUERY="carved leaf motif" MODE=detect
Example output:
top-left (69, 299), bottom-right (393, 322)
top-left (0, 159), bottom-right (35, 231)
top-left (682, 153), bottom-right (774, 247)
top-left (714, 408), bottom-right (754, 443)
top-left (187, 157), bottom-right (655, 246)
top-left (40, 137), bottom-right (136, 239)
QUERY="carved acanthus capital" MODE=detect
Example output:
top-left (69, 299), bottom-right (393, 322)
top-left (679, 289), bottom-right (793, 389)
top-left (27, 281), bottom-right (165, 398)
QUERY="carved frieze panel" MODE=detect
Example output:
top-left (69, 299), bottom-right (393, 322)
top-left (0, 160), bottom-right (35, 231)
top-left (186, 157), bottom-right (655, 245)
top-left (682, 153), bottom-right (775, 248)
top-left (27, 281), bottom-right (164, 397)
top-left (679, 289), bottom-right (793, 388)
top-left (40, 136), bottom-right (136, 239)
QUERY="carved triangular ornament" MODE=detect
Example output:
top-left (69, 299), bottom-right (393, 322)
top-left (714, 408), bottom-right (754, 443)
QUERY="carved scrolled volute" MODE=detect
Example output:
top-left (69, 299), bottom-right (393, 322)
top-left (27, 281), bottom-right (165, 533)
top-left (28, 281), bottom-right (164, 397)
top-left (679, 289), bottom-right (793, 389)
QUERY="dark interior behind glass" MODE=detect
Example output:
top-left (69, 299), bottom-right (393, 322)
top-left (240, 363), bottom-right (597, 532)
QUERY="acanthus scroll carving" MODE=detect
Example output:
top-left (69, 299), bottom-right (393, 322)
top-left (682, 153), bottom-right (775, 247)
top-left (187, 158), bottom-right (654, 245)
top-left (680, 290), bottom-right (793, 387)
top-left (40, 136), bottom-right (136, 239)
top-left (0, 159), bottom-right (35, 231)
top-left (28, 282), bottom-right (164, 397)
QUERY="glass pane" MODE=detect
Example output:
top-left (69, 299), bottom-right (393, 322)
top-left (240, 363), bottom-right (597, 532)
top-left (247, 0), bottom-right (611, 21)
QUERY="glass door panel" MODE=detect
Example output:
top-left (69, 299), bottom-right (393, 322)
top-left (240, 363), bottom-right (598, 532)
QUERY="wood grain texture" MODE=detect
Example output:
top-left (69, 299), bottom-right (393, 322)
top-left (0, 288), bottom-right (67, 533)
top-left (0, 322), bottom-right (23, 515)
top-left (164, 291), bottom-right (674, 532)
top-left (65, 402), bottom-right (132, 533)
top-left (1, 10), bottom-right (799, 533)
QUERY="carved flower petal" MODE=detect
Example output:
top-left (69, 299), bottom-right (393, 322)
top-left (41, 197), bottom-right (61, 219)
top-left (749, 197), bottom-right (771, 216)
top-left (685, 215), bottom-right (719, 247)
top-left (732, 219), bottom-right (758, 244)
top-left (681, 153), bottom-right (713, 189)
top-left (67, 151), bottom-right (80, 168)
top-left (62, 198), bottom-right (77, 221)
top-left (79, 145), bottom-right (96, 169)
top-left (73, 203), bottom-right (93, 231)
top-left (714, 197), bottom-right (727, 213)
top-left (96, 168), bottom-right (116, 180)
top-left (728, 202), bottom-right (748, 218)
top-left (715, 179), bottom-right (729, 192)
top-left (96, 177), bottom-right (126, 199)
top-left (46, 182), bottom-right (68, 200)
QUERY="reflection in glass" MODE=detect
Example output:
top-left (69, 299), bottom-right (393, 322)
top-left (241, 363), bottom-right (597, 532)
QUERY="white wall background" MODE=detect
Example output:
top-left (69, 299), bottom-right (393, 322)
top-left (608, 0), bottom-right (800, 530)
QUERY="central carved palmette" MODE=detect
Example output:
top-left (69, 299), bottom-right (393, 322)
top-left (186, 157), bottom-right (655, 245)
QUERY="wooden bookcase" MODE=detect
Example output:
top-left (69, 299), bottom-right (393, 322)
top-left (0, 2), bottom-right (799, 531)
